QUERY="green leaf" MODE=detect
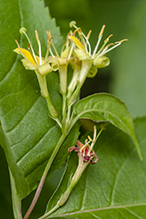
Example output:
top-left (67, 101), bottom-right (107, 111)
top-left (45, 117), bottom-right (146, 219)
top-left (0, 0), bottom-right (74, 201)
top-left (71, 93), bottom-right (142, 159)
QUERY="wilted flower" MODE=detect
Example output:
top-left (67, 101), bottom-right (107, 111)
top-left (68, 126), bottom-right (100, 164)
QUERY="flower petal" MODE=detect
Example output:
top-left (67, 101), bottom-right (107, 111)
top-left (93, 56), bottom-right (110, 68)
top-left (69, 36), bottom-right (83, 50)
top-left (74, 49), bottom-right (91, 61)
top-left (14, 48), bottom-right (36, 66)
top-left (21, 59), bottom-right (36, 70)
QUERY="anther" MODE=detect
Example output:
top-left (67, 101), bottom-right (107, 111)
top-left (115, 39), bottom-right (128, 44)
top-left (35, 30), bottom-right (40, 45)
top-left (98, 25), bottom-right (105, 38)
top-left (87, 30), bottom-right (92, 40)
top-left (104, 34), bottom-right (113, 43)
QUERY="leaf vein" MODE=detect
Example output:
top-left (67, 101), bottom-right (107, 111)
top-left (125, 208), bottom-right (144, 219)
top-left (73, 108), bottom-right (130, 135)
top-left (5, 95), bottom-right (40, 134)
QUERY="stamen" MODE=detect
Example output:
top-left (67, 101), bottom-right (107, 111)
top-left (94, 34), bottom-right (113, 58)
top-left (87, 30), bottom-right (92, 40)
top-left (50, 39), bottom-right (59, 57)
top-left (46, 30), bottom-right (54, 43)
top-left (83, 31), bottom-right (92, 54)
top-left (92, 25), bottom-right (105, 58)
top-left (49, 47), bottom-right (55, 58)
top-left (46, 30), bottom-right (59, 57)
top-left (45, 30), bottom-right (54, 60)
top-left (99, 25), bottom-right (106, 38)
top-left (100, 40), bottom-right (127, 56)
top-left (66, 31), bottom-right (72, 47)
top-left (67, 42), bottom-right (74, 60)
top-left (35, 30), bottom-right (42, 65)
top-left (20, 28), bottom-right (38, 66)
top-left (93, 125), bottom-right (97, 140)
top-left (104, 34), bottom-right (113, 43)
top-left (77, 28), bottom-right (91, 54)
top-left (115, 39), bottom-right (128, 44)
top-left (28, 43), bottom-right (30, 51)
top-left (72, 29), bottom-right (79, 36)
top-left (88, 135), bottom-right (93, 142)
top-left (90, 127), bottom-right (103, 151)
top-left (98, 43), bottom-right (114, 57)
top-left (46, 30), bottom-right (51, 40)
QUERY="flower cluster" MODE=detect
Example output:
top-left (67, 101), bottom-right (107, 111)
top-left (14, 22), bottom-right (127, 129)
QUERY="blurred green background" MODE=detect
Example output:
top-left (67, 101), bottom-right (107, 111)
top-left (1, 0), bottom-right (146, 218)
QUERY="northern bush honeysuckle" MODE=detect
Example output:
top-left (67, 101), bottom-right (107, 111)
top-left (14, 28), bottom-right (59, 76)
top-left (69, 21), bottom-right (127, 83)
top-left (14, 28), bottom-right (59, 97)
top-left (66, 21), bottom-right (127, 106)
top-left (14, 27), bottom-right (60, 120)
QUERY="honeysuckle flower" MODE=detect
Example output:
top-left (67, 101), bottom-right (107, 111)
top-left (14, 27), bottom-right (59, 120)
top-left (14, 28), bottom-right (59, 76)
top-left (69, 21), bottom-right (127, 83)
top-left (14, 28), bottom-right (59, 97)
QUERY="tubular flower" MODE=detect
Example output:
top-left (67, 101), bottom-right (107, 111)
top-left (46, 30), bottom-right (75, 95)
top-left (69, 21), bottom-right (127, 77)
top-left (14, 28), bottom-right (59, 76)
top-left (14, 27), bottom-right (60, 119)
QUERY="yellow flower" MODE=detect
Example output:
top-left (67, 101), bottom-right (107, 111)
top-left (14, 27), bottom-right (59, 76)
top-left (69, 22), bottom-right (127, 70)
top-left (14, 28), bottom-right (60, 120)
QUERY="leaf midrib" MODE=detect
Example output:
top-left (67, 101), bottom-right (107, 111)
top-left (72, 108), bottom-right (131, 135)
top-left (54, 202), bottom-right (146, 217)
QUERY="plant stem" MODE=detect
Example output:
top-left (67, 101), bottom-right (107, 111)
top-left (23, 133), bottom-right (67, 219)
top-left (45, 95), bottom-right (62, 128)
top-left (38, 154), bottom-right (89, 219)
top-left (62, 94), bottom-right (67, 132)
top-left (10, 170), bottom-right (23, 219)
